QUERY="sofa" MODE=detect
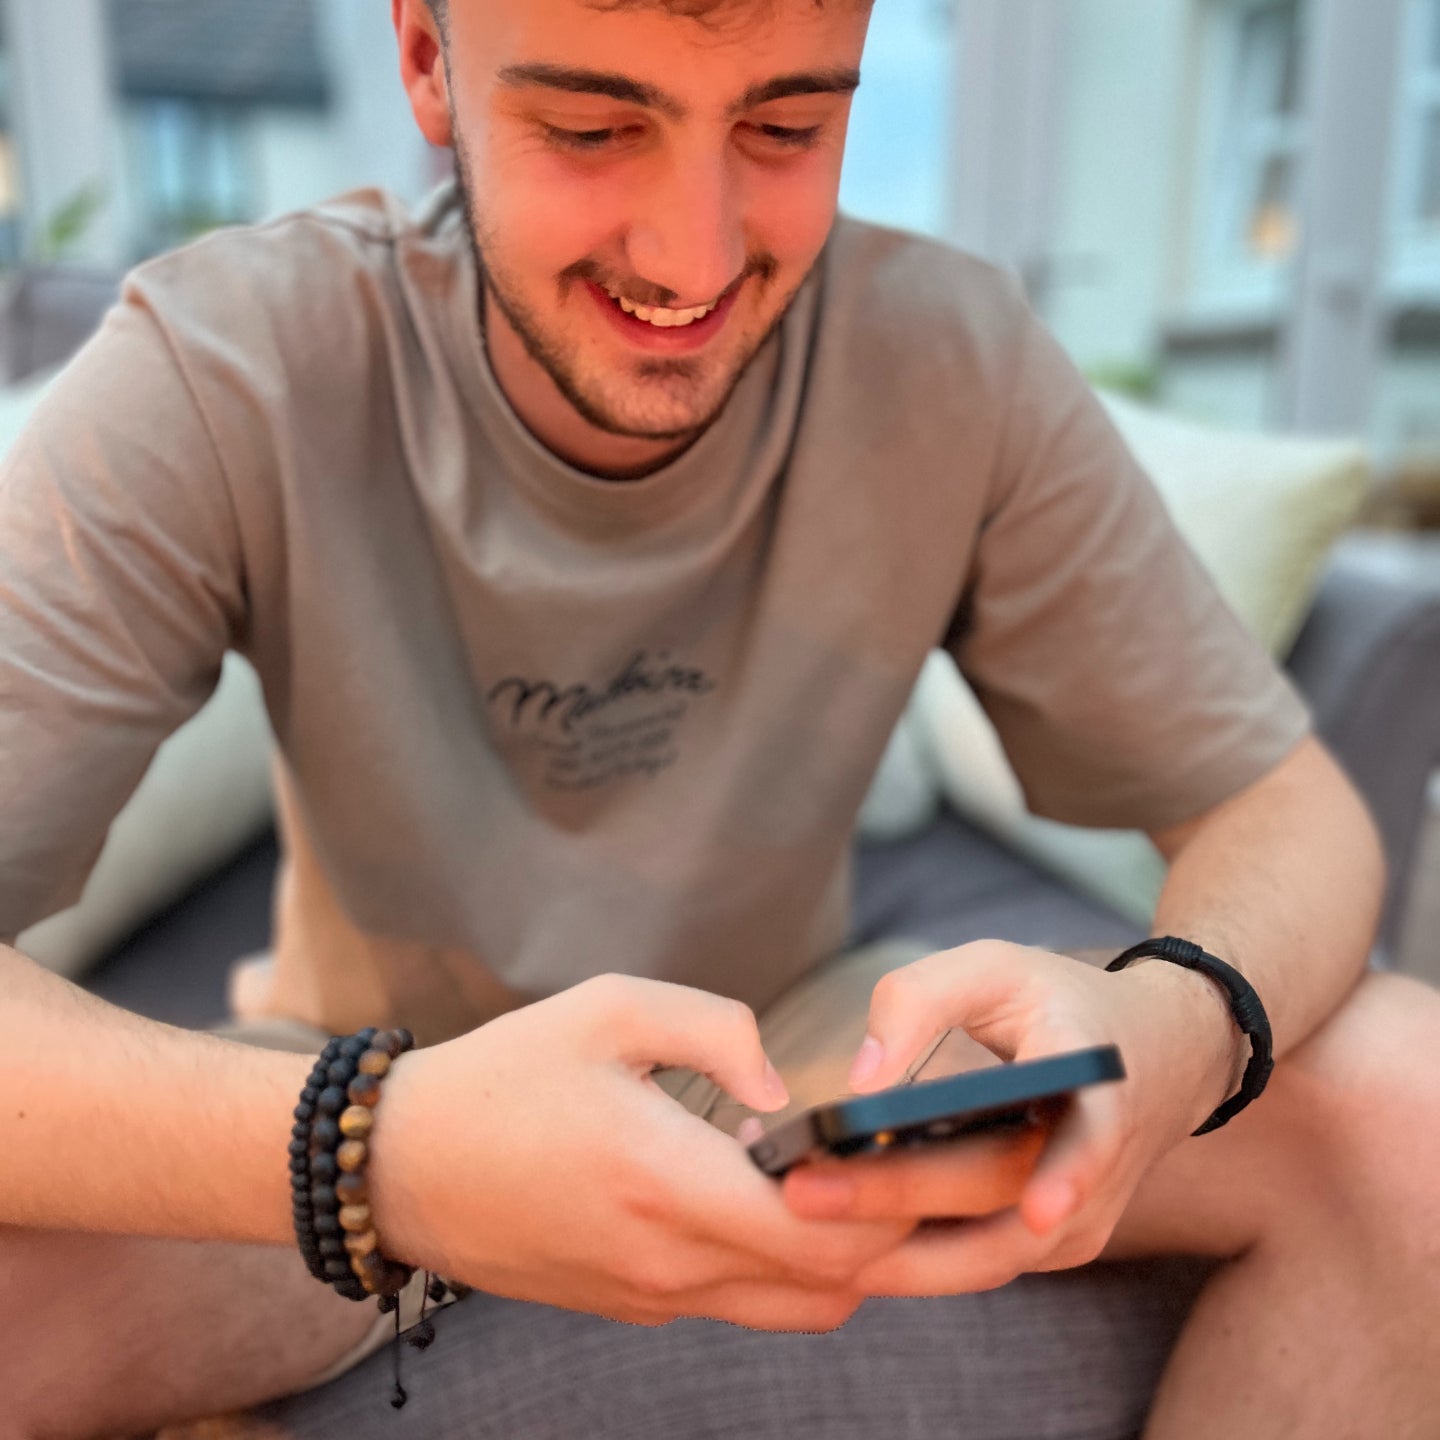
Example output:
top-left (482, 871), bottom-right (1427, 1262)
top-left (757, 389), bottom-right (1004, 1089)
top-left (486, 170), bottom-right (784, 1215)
top-left (7, 261), bottom-right (1440, 1438)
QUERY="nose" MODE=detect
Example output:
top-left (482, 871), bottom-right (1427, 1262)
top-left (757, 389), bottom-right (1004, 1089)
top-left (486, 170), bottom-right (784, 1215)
top-left (623, 147), bottom-right (747, 308)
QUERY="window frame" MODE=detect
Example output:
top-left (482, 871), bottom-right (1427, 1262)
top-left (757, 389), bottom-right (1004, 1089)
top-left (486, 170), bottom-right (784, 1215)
top-left (1182, 0), bottom-right (1309, 322)
top-left (132, 96), bottom-right (253, 256)
top-left (1388, 0), bottom-right (1440, 300)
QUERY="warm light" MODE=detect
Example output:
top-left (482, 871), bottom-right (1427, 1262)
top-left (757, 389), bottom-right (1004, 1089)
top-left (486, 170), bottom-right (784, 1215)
top-left (1249, 201), bottom-right (1297, 259)
top-left (0, 136), bottom-right (19, 216)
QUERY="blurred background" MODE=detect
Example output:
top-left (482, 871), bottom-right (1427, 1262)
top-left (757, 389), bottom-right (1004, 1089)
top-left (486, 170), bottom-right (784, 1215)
top-left (0, 0), bottom-right (1436, 491)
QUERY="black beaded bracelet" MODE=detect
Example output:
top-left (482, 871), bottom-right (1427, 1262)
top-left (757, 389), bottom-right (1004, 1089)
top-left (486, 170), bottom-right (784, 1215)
top-left (296, 1029), bottom-right (377, 1299)
top-left (289, 1036), bottom-right (360, 1293)
top-left (291, 1027), bottom-right (471, 1409)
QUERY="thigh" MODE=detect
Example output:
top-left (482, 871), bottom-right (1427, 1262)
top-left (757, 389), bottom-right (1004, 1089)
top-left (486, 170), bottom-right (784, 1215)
top-left (1108, 969), bottom-right (1440, 1261)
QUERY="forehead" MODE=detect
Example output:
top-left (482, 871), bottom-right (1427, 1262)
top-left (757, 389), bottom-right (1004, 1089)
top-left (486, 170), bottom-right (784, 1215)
top-left (451, 0), bottom-right (872, 100)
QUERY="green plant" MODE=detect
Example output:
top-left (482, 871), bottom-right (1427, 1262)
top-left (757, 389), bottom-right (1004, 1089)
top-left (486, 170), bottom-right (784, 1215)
top-left (36, 181), bottom-right (108, 262)
top-left (1084, 359), bottom-right (1162, 403)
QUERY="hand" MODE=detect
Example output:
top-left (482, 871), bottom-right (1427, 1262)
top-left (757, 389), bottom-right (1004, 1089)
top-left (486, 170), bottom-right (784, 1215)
top-left (367, 974), bottom-right (917, 1332)
top-left (778, 941), bottom-right (1237, 1296)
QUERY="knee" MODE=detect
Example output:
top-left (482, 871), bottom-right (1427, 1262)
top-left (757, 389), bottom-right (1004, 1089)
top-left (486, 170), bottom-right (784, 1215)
top-left (1286, 973), bottom-right (1440, 1208)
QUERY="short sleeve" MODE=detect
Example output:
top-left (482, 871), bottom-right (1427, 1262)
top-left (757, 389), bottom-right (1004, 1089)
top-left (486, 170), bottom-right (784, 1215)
top-left (945, 295), bottom-right (1312, 831)
top-left (0, 290), bottom-right (246, 939)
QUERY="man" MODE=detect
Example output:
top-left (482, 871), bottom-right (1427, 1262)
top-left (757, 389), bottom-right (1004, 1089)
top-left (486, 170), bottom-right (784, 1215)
top-left (1, 0), bottom-right (1437, 1436)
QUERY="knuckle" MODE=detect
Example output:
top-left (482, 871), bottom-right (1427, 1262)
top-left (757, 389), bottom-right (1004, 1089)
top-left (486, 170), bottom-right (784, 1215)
top-left (621, 1252), bottom-right (683, 1300)
top-left (612, 1158), bottom-right (672, 1226)
top-left (577, 971), bottom-right (632, 1012)
top-left (870, 968), bottom-right (908, 1009)
top-left (727, 996), bottom-right (761, 1042)
top-left (797, 1248), bottom-right (861, 1289)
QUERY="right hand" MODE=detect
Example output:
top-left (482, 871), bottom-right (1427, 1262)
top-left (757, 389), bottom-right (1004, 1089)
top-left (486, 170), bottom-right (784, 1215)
top-left (366, 973), bottom-right (917, 1333)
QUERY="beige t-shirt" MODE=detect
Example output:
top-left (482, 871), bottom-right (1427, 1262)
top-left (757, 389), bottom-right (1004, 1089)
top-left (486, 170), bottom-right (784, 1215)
top-left (0, 182), bottom-right (1310, 1041)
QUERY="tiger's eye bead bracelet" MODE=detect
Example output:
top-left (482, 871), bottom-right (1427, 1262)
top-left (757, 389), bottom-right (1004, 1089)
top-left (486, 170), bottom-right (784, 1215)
top-left (292, 1027), bottom-right (471, 1307)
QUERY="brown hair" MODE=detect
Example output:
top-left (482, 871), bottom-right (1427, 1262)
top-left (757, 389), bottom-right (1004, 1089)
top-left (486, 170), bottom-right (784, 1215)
top-left (425, 0), bottom-right (856, 31)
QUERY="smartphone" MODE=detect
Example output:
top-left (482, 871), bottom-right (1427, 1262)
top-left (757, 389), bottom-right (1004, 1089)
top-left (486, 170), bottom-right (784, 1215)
top-left (746, 1044), bottom-right (1125, 1177)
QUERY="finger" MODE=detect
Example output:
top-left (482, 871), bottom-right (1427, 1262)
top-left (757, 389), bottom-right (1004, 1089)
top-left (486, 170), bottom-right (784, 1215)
top-left (1016, 1088), bottom-right (1122, 1238)
top-left (736, 1117), bottom-right (766, 1146)
top-left (583, 973), bottom-right (790, 1113)
top-left (847, 941), bottom-right (1045, 1093)
top-left (850, 1207), bottom-right (1051, 1297)
top-left (639, 1099), bottom-right (917, 1288)
top-left (781, 1124), bottom-right (1047, 1222)
top-left (671, 1279), bottom-right (867, 1335)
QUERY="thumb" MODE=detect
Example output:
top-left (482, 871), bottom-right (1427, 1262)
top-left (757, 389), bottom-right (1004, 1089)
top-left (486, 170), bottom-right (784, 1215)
top-left (848, 943), bottom-right (1020, 1093)
top-left (592, 974), bottom-right (790, 1113)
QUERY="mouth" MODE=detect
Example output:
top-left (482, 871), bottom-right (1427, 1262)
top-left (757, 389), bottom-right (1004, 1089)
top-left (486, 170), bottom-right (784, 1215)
top-left (585, 276), bottom-right (743, 353)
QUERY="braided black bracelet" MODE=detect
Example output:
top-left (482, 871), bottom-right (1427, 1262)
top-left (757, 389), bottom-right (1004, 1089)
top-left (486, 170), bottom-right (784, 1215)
top-left (1106, 936), bottom-right (1274, 1135)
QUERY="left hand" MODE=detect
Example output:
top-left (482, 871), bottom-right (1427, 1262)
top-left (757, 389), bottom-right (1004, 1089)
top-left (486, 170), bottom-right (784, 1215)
top-left (773, 940), bottom-right (1237, 1296)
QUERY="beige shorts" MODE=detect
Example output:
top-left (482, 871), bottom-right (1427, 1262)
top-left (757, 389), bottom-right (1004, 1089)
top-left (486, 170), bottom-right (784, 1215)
top-left (220, 939), bottom-right (1109, 1390)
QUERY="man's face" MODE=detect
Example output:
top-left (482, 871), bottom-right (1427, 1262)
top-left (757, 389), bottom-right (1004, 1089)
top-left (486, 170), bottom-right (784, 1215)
top-left (432, 0), bottom-right (871, 447)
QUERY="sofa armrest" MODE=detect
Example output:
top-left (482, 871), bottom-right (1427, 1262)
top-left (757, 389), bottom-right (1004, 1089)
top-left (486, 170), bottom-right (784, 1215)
top-left (1283, 532), bottom-right (1440, 963)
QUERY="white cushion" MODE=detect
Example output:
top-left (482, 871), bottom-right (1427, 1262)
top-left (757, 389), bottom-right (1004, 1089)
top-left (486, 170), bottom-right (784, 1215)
top-left (3, 368), bottom-right (276, 979)
top-left (17, 653), bottom-right (275, 978)
top-left (862, 392), bottom-right (1370, 925)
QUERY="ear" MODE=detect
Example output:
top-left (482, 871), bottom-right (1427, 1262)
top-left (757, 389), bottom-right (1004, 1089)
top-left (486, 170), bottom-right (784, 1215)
top-left (393, 0), bottom-right (453, 149)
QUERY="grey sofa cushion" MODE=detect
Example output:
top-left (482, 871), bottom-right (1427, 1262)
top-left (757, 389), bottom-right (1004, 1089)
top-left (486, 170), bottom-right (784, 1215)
top-left (221, 1259), bottom-right (1216, 1440)
top-left (0, 266), bottom-right (120, 384)
top-left (851, 812), bottom-right (1144, 958)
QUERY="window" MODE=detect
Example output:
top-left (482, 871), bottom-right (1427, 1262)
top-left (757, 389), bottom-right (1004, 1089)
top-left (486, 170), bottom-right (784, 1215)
top-left (1189, 0), bottom-right (1308, 313)
top-left (133, 98), bottom-right (252, 254)
top-left (838, 0), bottom-right (956, 237)
top-left (0, 17), bottom-right (20, 267)
top-left (1391, 0), bottom-right (1440, 293)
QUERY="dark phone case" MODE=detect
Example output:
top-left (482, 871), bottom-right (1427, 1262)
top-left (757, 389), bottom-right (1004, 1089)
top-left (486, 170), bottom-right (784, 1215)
top-left (746, 1044), bottom-right (1125, 1177)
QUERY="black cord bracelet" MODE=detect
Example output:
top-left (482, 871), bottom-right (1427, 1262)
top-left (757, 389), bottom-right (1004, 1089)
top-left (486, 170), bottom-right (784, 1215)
top-left (1106, 936), bottom-right (1274, 1136)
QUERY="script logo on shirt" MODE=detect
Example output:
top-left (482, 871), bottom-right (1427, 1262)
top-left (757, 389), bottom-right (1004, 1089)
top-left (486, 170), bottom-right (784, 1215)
top-left (486, 649), bottom-right (716, 790)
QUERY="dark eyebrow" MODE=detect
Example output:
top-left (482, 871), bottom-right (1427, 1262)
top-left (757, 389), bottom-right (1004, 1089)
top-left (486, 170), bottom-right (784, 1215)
top-left (494, 64), bottom-right (860, 123)
top-left (730, 69), bottom-right (861, 116)
top-left (496, 64), bottom-right (684, 119)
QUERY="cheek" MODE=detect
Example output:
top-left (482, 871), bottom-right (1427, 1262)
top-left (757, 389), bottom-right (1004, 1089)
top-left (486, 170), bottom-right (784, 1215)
top-left (744, 162), bottom-right (843, 269)
top-left (476, 150), bottom-right (626, 276)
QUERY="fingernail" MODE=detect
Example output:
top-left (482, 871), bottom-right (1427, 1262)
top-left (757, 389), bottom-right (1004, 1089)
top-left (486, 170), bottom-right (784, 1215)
top-left (849, 1035), bottom-right (884, 1088)
top-left (763, 1060), bottom-right (789, 1105)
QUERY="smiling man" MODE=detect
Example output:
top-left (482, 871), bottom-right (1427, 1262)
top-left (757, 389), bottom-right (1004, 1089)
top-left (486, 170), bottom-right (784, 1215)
top-left (1, 1), bottom-right (1438, 1438)
top-left (430, 0), bottom-right (868, 472)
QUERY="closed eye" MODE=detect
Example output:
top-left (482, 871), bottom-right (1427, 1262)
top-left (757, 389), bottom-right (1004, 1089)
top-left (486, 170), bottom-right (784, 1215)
top-left (755, 124), bottom-right (823, 147)
top-left (543, 125), bottom-right (618, 150)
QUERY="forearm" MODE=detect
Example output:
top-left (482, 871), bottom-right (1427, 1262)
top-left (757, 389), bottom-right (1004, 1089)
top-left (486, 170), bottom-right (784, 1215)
top-left (1, 943), bottom-right (310, 1244)
top-left (1148, 736), bottom-right (1384, 1068)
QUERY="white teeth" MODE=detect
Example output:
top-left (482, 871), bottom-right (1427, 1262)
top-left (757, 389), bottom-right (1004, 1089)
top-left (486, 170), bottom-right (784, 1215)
top-left (609, 289), bottom-right (719, 328)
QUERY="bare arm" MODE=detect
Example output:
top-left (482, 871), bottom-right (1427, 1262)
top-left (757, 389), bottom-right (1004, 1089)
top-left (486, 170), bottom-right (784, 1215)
top-left (1145, 732), bottom-right (1385, 1075)
top-left (1, 944), bottom-right (309, 1242)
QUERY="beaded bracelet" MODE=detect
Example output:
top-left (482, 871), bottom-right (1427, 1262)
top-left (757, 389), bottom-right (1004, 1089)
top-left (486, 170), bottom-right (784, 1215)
top-left (291, 1027), bottom-right (470, 1407)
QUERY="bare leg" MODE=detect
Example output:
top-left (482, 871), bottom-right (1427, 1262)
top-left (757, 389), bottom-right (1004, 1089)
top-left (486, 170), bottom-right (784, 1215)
top-left (1105, 971), bottom-right (1440, 1439)
top-left (0, 1221), bottom-right (378, 1440)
